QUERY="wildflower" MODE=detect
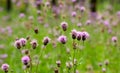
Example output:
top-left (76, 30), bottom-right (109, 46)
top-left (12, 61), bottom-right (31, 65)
top-left (19, 13), bottom-right (25, 18)
top-left (21, 56), bottom-right (30, 65)
top-left (71, 11), bottom-right (77, 17)
top-left (54, 68), bottom-right (58, 73)
top-left (58, 35), bottom-right (67, 44)
top-left (34, 28), bottom-right (39, 34)
top-left (104, 59), bottom-right (109, 66)
top-left (60, 21), bottom-right (68, 31)
top-left (19, 38), bottom-right (27, 47)
top-left (76, 31), bottom-right (82, 41)
top-left (72, 0), bottom-right (76, 3)
top-left (43, 37), bottom-right (50, 46)
top-left (30, 40), bottom-right (38, 49)
top-left (1, 63), bottom-right (9, 73)
top-left (66, 62), bottom-right (73, 69)
top-left (81, 31), bottom-right (89, 41)
top-left (86, 20), bottom-right (91, 25)
top-left (56, 60), bottom-right (61, 67)
top-left (14, 40), bottom-right (21, 49)
top-left (71, 29), bottom-right (77, 39)
top-left (111, 36), bottom-right (117, 43)
top-left (80, 6), bottom-right (85, 13)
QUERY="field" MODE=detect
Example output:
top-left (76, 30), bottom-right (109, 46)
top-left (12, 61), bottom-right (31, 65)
top-left (0, 0), bottom-right (120, 73)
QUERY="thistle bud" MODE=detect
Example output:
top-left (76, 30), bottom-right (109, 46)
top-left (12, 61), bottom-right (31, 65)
top-left (14, 40), bottom-right (21, 49)
top-left (43, 37), bottom-right (50, 46)
top-left (60, 21), bottom-right (68, 31)
top-left (71, 29), bottom-right (77, 39)
top-left (56, 60), bottom-right (61, 67)
top-left (34, 28), bottom-right (39, 34)
top-left (30, 40), bottom-right (38, 49)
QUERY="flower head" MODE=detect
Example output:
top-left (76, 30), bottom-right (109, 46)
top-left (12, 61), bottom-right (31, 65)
top-left (19, 38), bottom-right (27, 47)
top-left (80, 6), bottom-right (85, 13)
top-left (81, 31), bottom-right (89, 41)
top-left (1, 63), bottom-right (9, 72)
top-left (71, 29), bottom-right (77, 39)
top-left (21, 56), bottom-right (30, 65)
top-left (43, 37), bottom-right (51, 46)
top-left (77, 31), bottom-right (82, 41)
top-left (14, 40), bottom-right (21, 49)
top-left (71, 11), bottom-right (76, 17)
top-left (30, 40), bottom-right (38, 49)
top-left (58, 35), bottom-right (67, 44)
top-left (111, 36), bottom-right (117, 43)
top-left (60, 21), bottom-right (68, 31)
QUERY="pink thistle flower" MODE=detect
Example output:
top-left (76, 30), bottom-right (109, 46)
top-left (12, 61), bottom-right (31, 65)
top-left (21, 56), bottom-right (30, 65)
top-left (30, 40), bottom-right (38, 49)
top-left (60, 21), bottom-right (68, 31)
top-left (1, 63), bottom-right (9, 72)
top-left (111, 36), bottom-right (117, 43)
top-left (43, 37), bottom-right (51, 46)
top-left (19, 13), bottom-right (25, 18)
top-left (72, 0), bottom-right (76, 3)
top-left (80, 6), bottom-right (85, 13)
top-left (77, 31), bottom-right (82, 41)
top-left (19, 38), bottom-right (27, 47)
top-left (71, 29), bottom-right (77, 39)
top-left (86, 20), bottom-right (91, 25)
top-left (81, 31), bottom-right (89, 41)
top-left (58, 35), bottom-right (67, 44)
top-left (71, 11), bottom-right (77, 17)
top-left (14, 40), bottom-right (21, 49)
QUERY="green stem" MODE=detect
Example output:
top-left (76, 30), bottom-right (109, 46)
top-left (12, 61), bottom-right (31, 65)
top-left (36, 47), bottom-right (45, 73)
top-left (73, 49), bottom-right (76, 73)
top-left (67, 68), bottom-right (70, 73)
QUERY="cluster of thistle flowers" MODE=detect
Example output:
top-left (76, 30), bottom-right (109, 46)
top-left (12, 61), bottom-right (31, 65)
top-left (1, 36), bottom-right (50, 72)
top-left (55, 21), bottom-right (89, 72)
top-left (60, 21), bottom-right (89, 43)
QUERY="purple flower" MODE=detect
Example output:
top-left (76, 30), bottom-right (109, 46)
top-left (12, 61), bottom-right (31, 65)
top-left (19, 38), bottom-right (27, 47)
top-left (81, 31), bottom-right (89, 41)
top-left (86, 20), bottom-right (91, 25)
top-left (71, 11), bottom-right (76, 17)
top-left (103, 20), bottom-right (110, 27)
top-left (30, 40), bottom-right (38, 49)
top-left (71, 29), bottom-right (77, 39)
top-left (111, 36), bottom-right (117, 43)
top-left (14, 40), bottom-right (21, 49)
top-left (58, 35), bottom-right (67, 44)
top-left (80, 6), bottom-right (85, 13)
top-left (43, 37), bottom-right (51, 46)
top-left (60, 21), bottom-right (68, 31)
top-left (19, 13), bottom-right (25, 18)
top-left (71, 0), bottom-right (76, 3)
top-left (21, 56), bottom-right (30, 65)
top-left (77, 31), bottom-right (82, 41)
top-left (1, 63), bottom-right (9, 72)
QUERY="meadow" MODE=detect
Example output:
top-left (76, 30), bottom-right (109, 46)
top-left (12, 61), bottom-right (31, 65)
top-left (0, 0), bottom-right (120, 73)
